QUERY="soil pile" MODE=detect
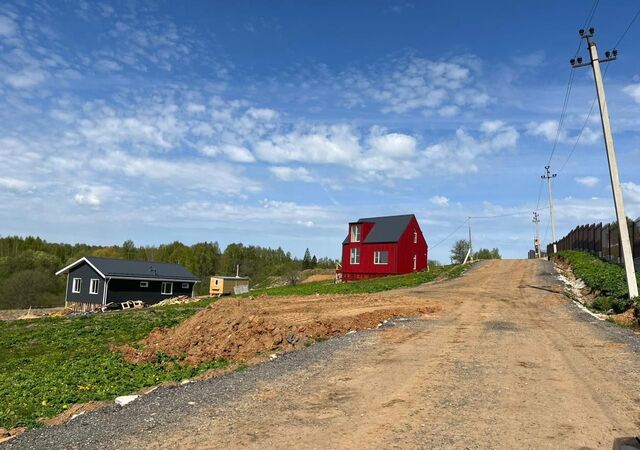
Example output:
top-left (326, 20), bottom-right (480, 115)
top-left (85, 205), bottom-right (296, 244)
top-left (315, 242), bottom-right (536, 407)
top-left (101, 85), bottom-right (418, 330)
top-left (121, 294), bottom-right (439, 365)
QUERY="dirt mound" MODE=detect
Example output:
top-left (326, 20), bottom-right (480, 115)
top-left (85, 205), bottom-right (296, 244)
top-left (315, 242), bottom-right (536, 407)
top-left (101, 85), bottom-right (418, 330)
top-left (121, 294), bottom-right (438, 366)
top-left (302, 274), bottom-right (335, 284)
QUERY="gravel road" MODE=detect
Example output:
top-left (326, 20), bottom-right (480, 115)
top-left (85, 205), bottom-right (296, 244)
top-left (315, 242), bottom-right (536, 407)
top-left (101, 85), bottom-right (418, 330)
top-left (6, 259), bottom-right (640, 449)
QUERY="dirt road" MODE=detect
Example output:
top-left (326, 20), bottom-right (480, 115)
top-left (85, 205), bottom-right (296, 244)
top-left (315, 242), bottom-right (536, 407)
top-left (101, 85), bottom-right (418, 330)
top-left (8, 260), bottom-right (640, 449)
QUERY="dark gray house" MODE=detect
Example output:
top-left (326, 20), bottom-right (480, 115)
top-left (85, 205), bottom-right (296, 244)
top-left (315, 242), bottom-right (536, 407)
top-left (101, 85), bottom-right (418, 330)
top-left (56, 257), bottom-right (199, 311)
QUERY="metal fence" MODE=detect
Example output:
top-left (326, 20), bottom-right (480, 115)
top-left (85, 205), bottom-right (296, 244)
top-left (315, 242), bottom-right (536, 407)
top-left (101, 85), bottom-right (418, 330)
top-left (547, 219), bottom-right (640, 271)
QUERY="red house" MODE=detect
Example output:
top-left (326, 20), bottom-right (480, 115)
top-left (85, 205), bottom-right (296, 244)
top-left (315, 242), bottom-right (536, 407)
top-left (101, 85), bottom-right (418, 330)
top-left (339, 214), bottom-right (428, 282)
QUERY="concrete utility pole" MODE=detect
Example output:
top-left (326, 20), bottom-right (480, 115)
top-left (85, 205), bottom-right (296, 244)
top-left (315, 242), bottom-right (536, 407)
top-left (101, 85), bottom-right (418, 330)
top-left (571, 28), bottom-right (638, 299)
top-left (468, 217), bottom-right (473, 262)
top-left (533, 212), bottom-right (541, 259)
top-left (541, 166), bottom-right (557, 254)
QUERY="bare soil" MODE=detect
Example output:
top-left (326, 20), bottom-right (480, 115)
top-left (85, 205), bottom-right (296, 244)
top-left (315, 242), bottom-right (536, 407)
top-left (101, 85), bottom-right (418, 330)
top-left (118, 260), bottom-right (640, 449)
top-left (0, 307), bottom-right (65, 321)
top-left (121, 291), bottom-right (441, 365)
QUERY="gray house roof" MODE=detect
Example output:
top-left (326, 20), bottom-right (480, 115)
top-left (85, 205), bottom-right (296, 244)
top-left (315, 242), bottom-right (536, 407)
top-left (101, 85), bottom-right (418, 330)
top-left (56, 256), bottom-right (199, 281)
top-left (343, 214), bottom-right (415, 244)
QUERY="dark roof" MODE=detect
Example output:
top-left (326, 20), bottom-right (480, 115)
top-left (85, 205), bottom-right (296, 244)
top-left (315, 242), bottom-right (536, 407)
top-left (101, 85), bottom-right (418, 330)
top-left (57, 257), bottom-right (198, 281)
top-left (342, 214), bottom-right (415, 244)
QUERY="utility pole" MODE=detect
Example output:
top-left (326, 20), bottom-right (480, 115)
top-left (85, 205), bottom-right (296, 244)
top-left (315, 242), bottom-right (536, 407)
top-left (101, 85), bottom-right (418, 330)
top-left (533, 212), bottom-right (541, 258)
top-left (468, 217), bottom-right (473, 262)
top-left (541, 165), bottom-right (557, 254)
top-left (571, 28), bottom-right (638, 299)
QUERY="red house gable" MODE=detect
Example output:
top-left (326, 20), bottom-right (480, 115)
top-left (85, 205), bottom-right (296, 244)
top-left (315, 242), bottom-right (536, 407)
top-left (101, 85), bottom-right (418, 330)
top-left (339, 214), bottom-right (428, 282)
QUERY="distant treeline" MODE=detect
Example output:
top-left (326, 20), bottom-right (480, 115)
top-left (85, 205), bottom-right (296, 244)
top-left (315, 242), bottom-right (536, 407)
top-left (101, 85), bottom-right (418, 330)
top-left (0, 236), bottom-right (336, 309)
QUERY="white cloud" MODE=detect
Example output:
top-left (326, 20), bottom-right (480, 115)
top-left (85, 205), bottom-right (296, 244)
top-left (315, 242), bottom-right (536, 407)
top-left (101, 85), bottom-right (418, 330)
top-left (526, 120), bottom-right (599, 145)
top-left (221, 144), bottom-right (255, 163)
top-left (0, 15), bottom-right (17, 37)
top-left (255, 124), bottom-right (361, 165)
top-left (343, 55), bottom-right (490, 116)
top-left (622, 182), bottom-right (640, 203)
top-left (575, 176), bottom-right (599, 188)
top-left (0, 177), bottom-right (30, 192)
top-left (270, 166), bottom-right (314, 182)
top-left (430, 195), bottom-right (449, 207)
top-left (623, 84), bottom-right (640, 104)
top-left (74, 186), bottom-right (111, 206)
top-left (92, 151), bottom-right (261, 195)
top-left (424, 121), bottom-right (518, 174)
top-left (367, 127), bottom-right (416, 158)
top-left (5, 69), bottom-right (47, 88)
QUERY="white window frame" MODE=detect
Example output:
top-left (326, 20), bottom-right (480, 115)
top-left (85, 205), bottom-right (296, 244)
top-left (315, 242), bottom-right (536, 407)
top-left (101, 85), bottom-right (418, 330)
top-left (414, 230), bottom-right (418, 244)
top-left (413, 254), bottom-right (417, 270)
top-left (161, 282), bottom-right (173, 295)
top-left (350, 224), bottom-right (361, 243)
top-left (89, 279), bottom-right (100, 295)
top-left (182, 282), bottom-right (189, 289)
top-left (350, 247), bottom-right (360, 264)
top-left (140, 281), bottom-right (149, 288)
top-left (373, 251), bottom-right (388, 265)
top-left (72, 278), bottom-right (82, 293)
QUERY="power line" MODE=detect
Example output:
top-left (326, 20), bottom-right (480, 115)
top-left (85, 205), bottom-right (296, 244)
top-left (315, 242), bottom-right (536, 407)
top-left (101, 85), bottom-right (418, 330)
top-left (613, 4), bottom-right (640, 48)
top-left (429, 219), bottom-right (468, 250)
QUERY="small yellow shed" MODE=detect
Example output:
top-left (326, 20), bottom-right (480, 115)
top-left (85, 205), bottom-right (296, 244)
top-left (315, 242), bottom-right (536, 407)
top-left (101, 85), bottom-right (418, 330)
top-left (209, 276), bottom-right (250, 296)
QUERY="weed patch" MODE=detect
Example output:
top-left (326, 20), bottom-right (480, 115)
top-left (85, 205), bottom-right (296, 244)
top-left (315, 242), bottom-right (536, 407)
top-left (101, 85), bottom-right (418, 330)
top-left (0, 302), bottom-right (224, 429)
top-left (245, 264), bottom-right (464, 297)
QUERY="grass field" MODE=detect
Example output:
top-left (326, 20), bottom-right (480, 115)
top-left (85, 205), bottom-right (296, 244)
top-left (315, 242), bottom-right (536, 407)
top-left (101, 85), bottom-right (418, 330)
top-left (556, 250), bottom-right (639, 313)
top-left (0, 300), bottom-right (227, 430)
top-left (0, 265), bottom-right (464, 430)
top-left (246, 264), bottom-right (466, 297)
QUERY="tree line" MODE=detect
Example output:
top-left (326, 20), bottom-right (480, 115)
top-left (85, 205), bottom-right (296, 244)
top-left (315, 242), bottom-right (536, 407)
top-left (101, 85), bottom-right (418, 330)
top-left (0, 236), bottom-right (335, 309)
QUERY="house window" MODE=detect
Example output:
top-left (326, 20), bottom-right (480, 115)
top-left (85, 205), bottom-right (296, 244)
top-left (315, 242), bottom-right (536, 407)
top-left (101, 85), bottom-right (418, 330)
top-left (350, 247), bottom-right (360, 264)
top-left (182, 282), bottom-right (189, 289)
top-left (374, 251), bottom-right (388, 265)
top-left (414, 230), bottom-right (418, 244)
top-left (215, 279), bottom-right (219, 286)
top-left (140, 281), bottom-right (149, 288)
top-left (413, 254), bottom-right (417, 270)
top-left (161, 282), bottom-right (173, 295)
top-left (72, 278), bottom-right (82, 293)
top-left (89, 279), bottom-right (99, 295)
top-left (350, 224), bottom-right (361, 242)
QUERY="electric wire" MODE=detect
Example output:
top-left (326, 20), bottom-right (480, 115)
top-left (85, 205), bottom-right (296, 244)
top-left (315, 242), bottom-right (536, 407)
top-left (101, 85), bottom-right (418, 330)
top-left (429, 219), bottom-right (468, 250)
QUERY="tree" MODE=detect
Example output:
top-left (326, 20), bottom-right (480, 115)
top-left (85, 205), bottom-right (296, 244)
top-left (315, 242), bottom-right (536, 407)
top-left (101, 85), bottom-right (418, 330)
top-left (450, 239), bottom-right (470, 264)
top-left (311, 255), bottom-right (318, 268)
top-left (302, 248), bottom-right (312, 269)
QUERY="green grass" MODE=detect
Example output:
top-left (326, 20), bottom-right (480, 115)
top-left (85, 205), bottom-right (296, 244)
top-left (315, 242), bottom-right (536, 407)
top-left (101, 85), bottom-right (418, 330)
top-left (245, 264), bottom-right (465, 297)
top-left (0, 300), bottom-right (225, 430)
top-left (556, 250), bottom-right (638, 313)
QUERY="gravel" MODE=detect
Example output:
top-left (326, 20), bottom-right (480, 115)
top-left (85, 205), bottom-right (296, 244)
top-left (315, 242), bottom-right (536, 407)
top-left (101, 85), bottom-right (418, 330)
top-left (3, 321), bottom-right (395, 450)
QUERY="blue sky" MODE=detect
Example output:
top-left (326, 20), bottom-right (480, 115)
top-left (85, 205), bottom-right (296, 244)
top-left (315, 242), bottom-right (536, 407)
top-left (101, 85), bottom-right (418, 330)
top-left (1, 0), bottom-right (640, 262)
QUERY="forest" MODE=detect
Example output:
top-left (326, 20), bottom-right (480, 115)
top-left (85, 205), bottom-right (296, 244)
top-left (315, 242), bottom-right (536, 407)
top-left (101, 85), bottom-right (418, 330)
top-left (0, 236), bottom-right (335, 309)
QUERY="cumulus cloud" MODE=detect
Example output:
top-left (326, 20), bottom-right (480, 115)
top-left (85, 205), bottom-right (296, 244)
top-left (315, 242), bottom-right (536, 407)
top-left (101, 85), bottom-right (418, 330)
top-left (622, 182), bottom-right (640, 203)
top-left (575, 176), bottom-right (599, 188)
top-left (526, 120), bottom-right (599, 145)
top-left (270, 166), bottom-right (314, 182)
top-left (5, 69), bottom-right (47, 88)
top-left (0, 177), bottom-right (31, 192)
top-left (74, 186), bottom-right (111, 206)
top-left (623, 84), bottom-right (640, 104)
top-left (430, 195), bottom-right (449, 207)
top-left (423, 121), bottom-right (519, 174)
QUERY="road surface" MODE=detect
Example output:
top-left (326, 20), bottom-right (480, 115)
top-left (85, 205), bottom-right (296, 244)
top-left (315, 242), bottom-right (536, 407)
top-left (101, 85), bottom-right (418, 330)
top-left (7, 260), bottom-right (640, 449)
